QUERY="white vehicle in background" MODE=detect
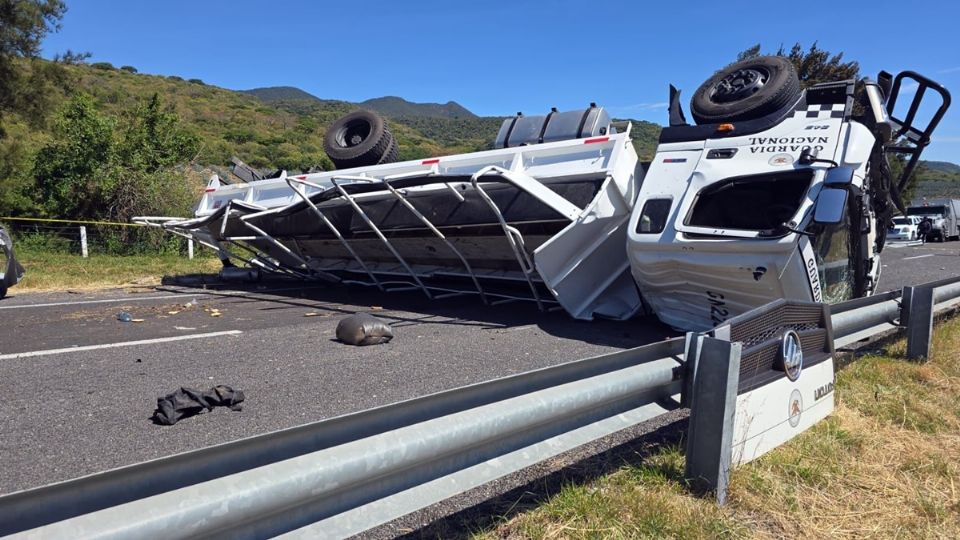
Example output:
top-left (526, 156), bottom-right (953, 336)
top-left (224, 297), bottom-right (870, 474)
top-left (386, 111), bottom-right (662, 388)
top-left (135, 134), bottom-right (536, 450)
top-left (908, 198), bottom-right (960, 242)
top-left (887, 216), bottom-right (920, 241)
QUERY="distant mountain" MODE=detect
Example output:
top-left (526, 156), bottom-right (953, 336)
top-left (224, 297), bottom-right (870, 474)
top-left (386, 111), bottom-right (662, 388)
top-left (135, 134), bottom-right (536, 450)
top-left (360, 96), bottom-right (476, 119)
top-left (241, 86), bottom-right (323, 102)
top-left (921, 160), bottom-right (960, 174)
top-left (912, 160), bottom-right (960, 199)
top-left (243, 88), bottom-right (477, 120)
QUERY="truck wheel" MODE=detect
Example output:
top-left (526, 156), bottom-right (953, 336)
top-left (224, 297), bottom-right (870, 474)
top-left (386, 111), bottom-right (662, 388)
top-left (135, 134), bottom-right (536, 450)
top-left (690, 56), bottom-right (801, 125)
top-left (324, 110), bottom-right (396, 169)
top-left (0, 286), bottom-right (6, 300)
top-left (378, 135), bottom-right (399, 165)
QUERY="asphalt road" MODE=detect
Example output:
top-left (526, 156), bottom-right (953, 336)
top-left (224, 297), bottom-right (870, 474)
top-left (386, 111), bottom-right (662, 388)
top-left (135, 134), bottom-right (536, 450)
top-left (0, 240), bottom-right (956, 496)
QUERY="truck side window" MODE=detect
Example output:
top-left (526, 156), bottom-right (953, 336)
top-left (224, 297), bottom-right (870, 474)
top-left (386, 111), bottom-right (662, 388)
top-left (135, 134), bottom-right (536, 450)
top-left (812, 214), bottom-right (855, 303)
top-left (636, 199), bottom-right (672, 234)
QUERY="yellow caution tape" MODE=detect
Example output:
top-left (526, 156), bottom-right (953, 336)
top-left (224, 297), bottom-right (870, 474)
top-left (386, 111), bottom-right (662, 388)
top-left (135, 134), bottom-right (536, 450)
top-left (0, 216), bottom-right (144, 227)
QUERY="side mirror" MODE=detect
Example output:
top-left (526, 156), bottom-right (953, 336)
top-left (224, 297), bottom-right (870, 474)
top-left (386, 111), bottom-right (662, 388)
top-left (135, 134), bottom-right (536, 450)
top-left (814, 187), bottom-right (849, 225)
top-left (823, 166), bottom-right (855, 185)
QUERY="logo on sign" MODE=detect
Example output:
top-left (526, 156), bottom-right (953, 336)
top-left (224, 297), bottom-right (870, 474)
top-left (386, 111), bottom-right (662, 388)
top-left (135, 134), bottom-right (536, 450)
top-left (788, 389), bottom-right (803, 428)
top-left (768, 153), bottom-right (794, 166)
top-left (780, 330), bottom-right (803, 382)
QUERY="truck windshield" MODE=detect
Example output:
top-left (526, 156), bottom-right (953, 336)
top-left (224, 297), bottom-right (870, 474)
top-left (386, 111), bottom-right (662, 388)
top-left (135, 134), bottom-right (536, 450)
top-left (907, 206), bottom-right (946, 216)
top-left (687, 170), bottom-right (813, 231)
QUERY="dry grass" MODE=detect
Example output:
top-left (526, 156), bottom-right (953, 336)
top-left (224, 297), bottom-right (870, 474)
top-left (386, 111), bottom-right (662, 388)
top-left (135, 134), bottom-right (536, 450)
top-left (9, 247), bottom-right (220, 292)
top-left (473, 318), bottom-right (960, 540)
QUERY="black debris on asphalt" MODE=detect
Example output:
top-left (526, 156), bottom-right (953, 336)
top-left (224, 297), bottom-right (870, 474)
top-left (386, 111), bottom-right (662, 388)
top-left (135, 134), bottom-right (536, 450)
top-left (152, 385), bottom-right (245, 426)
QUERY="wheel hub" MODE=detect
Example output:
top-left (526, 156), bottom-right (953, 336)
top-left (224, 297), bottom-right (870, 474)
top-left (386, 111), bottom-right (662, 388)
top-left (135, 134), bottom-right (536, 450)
top-left (712, 67), bottom-right (768, 103)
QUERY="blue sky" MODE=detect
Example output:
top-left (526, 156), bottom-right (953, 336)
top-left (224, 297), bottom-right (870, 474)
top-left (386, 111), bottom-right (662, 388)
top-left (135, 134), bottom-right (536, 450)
top-left (41, 0), bottom-right (960, 162)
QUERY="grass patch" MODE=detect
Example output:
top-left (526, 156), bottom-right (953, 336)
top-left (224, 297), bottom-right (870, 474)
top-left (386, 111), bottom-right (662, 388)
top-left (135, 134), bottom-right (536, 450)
top-left (473, 318), bottom-right (960, 539)
top-left (9, 245), bottom-right (220, 292)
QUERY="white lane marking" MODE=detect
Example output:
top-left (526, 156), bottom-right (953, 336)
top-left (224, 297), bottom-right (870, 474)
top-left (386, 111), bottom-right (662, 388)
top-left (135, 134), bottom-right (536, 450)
top-left (903, 254), bottom-right (935, 261)
top-left (0, 330), bottom-right (243, 360)
top-left (0, 285), bottom-right (327, 311)
top-left (0, 294), bottom-right (188, 310)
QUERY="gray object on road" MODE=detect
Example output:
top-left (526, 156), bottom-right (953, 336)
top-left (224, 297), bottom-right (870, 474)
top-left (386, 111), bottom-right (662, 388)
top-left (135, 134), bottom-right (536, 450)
top-left (0, 226), bottom-right (25, 299)
top-left (336, 312), bottom-right (393, 346)
top-left (152, 385), bottom-right (245, 426)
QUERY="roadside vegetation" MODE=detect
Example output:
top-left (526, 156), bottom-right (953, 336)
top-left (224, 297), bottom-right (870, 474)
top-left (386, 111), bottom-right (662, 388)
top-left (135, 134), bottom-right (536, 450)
top-left (10, 243), bottom-right (219, 292)
top-left (471, 317), bottom-right (960, 539)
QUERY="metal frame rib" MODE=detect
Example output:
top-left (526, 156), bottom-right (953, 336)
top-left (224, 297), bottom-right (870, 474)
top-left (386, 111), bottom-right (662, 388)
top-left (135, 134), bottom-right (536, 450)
top-left (471, 166), bottom-right (546, 310)
top-left (378, 172), bottom-right (489, 304)
top-left (328, 175), bottom-right (433, 299)
top-left (285, 175), bottom-right (385, 291)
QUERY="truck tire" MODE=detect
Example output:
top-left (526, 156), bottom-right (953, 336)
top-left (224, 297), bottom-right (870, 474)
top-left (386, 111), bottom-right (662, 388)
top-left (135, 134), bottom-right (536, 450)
top-left (0, 286), bottom-right (6, 300)
top-left (378, 134), bottom-right (400, 165)
top-left (690, 56), bottom-right (801, 125)
top-left (324, 110), bottom-right (395, 169)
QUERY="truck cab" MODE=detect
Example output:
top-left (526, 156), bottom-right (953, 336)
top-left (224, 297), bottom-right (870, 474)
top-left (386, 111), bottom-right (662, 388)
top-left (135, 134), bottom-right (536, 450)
top-left (627, 56), bottom-right (950, 331)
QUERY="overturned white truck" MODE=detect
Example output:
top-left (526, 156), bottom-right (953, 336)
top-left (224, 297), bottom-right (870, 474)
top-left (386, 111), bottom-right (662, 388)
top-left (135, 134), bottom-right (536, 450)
top-left (629, 56), bottom-right (951, 329)
top-left (138, 57), bottom-right (950, 331)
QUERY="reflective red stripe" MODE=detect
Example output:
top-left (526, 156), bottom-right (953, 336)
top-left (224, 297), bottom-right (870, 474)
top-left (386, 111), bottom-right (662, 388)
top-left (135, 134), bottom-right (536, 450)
top-left (583, 137), bottom-right (609, 144)
top-left (204, 188), bottom-right (216, 192)
top-left (295, 175), bottom-right (307, 180)
top-left (422, 158), bottom-right (440, 165)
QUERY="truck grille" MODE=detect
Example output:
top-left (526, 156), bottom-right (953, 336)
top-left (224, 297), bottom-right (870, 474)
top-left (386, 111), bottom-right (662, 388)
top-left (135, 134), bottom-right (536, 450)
top-left (713, 300), bottom-right (833, 393)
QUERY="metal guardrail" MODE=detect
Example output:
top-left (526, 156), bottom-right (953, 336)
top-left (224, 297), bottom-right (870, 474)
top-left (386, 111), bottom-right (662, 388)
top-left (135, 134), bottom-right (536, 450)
top-left (3, 277), bottom-right (960, 538)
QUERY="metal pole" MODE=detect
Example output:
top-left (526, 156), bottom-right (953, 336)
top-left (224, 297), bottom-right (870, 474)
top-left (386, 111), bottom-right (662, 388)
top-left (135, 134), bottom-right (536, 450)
top-left (187, 238), bottom-right (194, 260)
top-left (79, 226), bottom-right (88, 258)
top-left (684, 337), bottom-right (741, 505)
top-left (903, 286), bottom-right (934, 360)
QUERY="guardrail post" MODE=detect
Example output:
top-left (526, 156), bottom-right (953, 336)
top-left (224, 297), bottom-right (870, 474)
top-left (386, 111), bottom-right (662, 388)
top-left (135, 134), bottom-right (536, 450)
top-left (79, 226), bottom-right (88, 258)
top-left (902, 285), bottom-right (934, 360)
top-left (684, 336), bottom-right (741, 505)
top-left (187, 238), bottom-right (194, 260)
top-left (681, 332), bottom-right (702, 408)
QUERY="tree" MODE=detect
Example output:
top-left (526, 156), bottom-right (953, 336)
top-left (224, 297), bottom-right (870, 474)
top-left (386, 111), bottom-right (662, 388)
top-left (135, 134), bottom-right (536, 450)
top-left (0, 0), bottom-right (67, 132)
top-left (32, 94), bottom-right (115, 218)
top-left (116, 93), bottom-right (200, 174)
top-left (108, 93), bottom-right (200, 228)
top-left (32, 93), bottom-right (201, 224)
top-left (737, 42), bottom-right (860, 88)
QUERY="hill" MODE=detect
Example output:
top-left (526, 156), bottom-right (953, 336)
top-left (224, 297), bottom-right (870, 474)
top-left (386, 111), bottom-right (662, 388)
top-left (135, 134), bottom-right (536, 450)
top-left (243, 87), bottom-right (479, 120)
top-left (359, 96), bottom-right (476, 119)
top-left (241, 86), bottom-right (324, 103)
top-left (912, 161), bottom-right (960, 199)
top-left (921, 160), bottom-right (960, 174)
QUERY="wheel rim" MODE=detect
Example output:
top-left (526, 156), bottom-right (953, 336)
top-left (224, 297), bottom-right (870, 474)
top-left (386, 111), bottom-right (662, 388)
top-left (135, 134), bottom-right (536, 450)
top-left (335, 119), bottom-right (372, 148)
top-left (711, 67), bottom-right (769, 103)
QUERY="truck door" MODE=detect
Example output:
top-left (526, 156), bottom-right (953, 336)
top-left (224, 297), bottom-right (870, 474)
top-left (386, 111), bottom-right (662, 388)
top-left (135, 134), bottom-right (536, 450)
top-left (809, 186), bottom-right (869, 303)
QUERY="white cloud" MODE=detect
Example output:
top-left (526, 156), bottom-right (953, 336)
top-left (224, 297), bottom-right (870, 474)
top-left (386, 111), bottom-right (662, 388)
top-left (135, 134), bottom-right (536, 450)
top-left (609, 102), bottom-right (669, 113)
top-left (937, 66), bottom-right (960, 74)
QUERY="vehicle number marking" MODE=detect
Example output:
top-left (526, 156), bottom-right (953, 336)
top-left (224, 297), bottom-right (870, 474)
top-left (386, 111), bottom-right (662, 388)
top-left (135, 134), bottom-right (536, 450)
top-left (707, 290), bottom-right (729, 325)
